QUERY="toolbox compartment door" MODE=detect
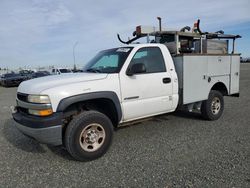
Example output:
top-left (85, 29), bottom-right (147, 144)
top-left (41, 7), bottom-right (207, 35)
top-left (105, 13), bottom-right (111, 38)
top-left (182, 56), bottom-right (208, 104)
top-left (230, 55), bottom-right (240, 94)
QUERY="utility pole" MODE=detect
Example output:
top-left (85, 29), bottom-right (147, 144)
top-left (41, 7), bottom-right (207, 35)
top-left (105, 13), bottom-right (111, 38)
top-left (73, 41), bottom-right (78, 71)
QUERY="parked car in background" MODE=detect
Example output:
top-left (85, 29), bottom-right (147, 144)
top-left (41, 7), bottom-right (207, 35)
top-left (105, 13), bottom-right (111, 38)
top-left (32, 71), bottom-right (50, 78)
top-left (240, 57), bottom-right (250, 63)
top-left (0, 75), bottom-right (3, 86)
top-left (19, 70), bottom-right (34, 80)
top-left (72, 69), bottom-right (83, 73)
top-left (51, 68), bottom-right (72, 75)
top-left (0, 73), bottom-right (27, 87)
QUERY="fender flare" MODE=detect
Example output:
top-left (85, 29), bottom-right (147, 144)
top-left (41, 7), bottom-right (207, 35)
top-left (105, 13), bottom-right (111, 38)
top-left (56, 91), bottom-right (122, 122)
top-left (209, 81), bottom-right (229, 96)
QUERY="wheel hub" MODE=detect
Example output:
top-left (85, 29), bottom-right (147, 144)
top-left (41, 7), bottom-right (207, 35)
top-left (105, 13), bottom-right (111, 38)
top-left (79, 123), bottom-right (106, 152)
top-left (86, 130), bottom-right (98, 144)
top-left (211, 97), bottom-right (221, 115)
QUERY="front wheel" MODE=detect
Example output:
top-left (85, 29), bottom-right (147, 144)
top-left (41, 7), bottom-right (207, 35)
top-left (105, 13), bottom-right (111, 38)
top-left (201, 90), bottom-right (224, 121)
top-left (64, 110), bottom-right (113, 161)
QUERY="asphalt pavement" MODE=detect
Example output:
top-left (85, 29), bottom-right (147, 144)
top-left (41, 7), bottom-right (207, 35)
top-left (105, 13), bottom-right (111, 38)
top-left (0, 64), bottom-right (250, 187)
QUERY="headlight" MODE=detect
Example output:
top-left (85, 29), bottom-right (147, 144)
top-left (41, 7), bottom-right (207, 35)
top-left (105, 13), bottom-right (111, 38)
top-left (28, 95), bottom-right (51, 104)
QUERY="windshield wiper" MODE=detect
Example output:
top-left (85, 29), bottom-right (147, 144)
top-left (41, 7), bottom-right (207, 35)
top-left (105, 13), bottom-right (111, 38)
top-left (86, 68), bottom-right (102, 73)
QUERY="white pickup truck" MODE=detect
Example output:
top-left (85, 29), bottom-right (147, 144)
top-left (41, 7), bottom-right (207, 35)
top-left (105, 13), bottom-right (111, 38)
top-left (12, 34), bottom-right (240, 161)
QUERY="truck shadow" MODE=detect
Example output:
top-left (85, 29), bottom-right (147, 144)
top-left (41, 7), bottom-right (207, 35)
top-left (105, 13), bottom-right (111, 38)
top-left (3, 118), bottom-right (75, 160)
top-left (46, 146), bottom-right (75, 161)
top-left (172, 110), bottom-right (204, 120)
top-left (3, 118), bottom-right (46, 153)
top-left (2, 111), bottom-right (203, 161)
top-left (116, 110), bottom-right (203, 131)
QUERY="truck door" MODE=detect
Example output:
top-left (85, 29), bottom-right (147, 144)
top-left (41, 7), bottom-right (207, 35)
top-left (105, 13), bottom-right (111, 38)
top-left (120, 47), bottom-right (173, 121)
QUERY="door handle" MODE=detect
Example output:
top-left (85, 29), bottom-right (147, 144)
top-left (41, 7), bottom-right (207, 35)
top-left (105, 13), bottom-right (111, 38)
top-left (163, 77), bottom-right (171, 84)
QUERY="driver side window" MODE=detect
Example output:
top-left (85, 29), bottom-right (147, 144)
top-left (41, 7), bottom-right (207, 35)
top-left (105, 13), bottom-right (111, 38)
top-left (129, 47), bottom-right (166, 74)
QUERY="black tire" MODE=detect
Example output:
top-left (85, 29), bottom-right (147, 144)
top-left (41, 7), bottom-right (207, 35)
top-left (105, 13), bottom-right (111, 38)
top-left (201, 90), bottom-right (224, 121)
top-left (64, 110), bottom-right (113, 161)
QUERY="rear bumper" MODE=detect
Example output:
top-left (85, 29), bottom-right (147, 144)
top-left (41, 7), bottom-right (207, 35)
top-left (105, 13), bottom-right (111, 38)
top-left (12, 111), bottom-right (63, 146)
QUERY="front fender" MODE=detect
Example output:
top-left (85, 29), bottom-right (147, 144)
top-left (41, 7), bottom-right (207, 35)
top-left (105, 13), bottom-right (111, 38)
top-left (56, 91), bottom-right (122, 122)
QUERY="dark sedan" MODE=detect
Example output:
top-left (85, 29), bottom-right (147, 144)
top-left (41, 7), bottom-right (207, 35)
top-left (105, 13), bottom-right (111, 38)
top-left (0, 73), bottom-right (27, 87)
top-left (31, 71), bottom-right (50, 78)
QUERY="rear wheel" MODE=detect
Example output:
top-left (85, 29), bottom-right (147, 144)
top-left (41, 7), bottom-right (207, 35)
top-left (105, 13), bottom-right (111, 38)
top-left (201, 90), bottom-right (224, 120)
top-left (64, 110), bottom-right (113, 161)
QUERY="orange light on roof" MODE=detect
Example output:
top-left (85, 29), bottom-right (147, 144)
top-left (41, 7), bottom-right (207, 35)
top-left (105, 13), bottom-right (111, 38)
top-left (136, 26), bottom-right (141, 35)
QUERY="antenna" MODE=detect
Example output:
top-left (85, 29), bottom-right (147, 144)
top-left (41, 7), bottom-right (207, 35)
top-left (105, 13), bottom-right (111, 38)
top-left (73, 41), bottom-right (78, 70)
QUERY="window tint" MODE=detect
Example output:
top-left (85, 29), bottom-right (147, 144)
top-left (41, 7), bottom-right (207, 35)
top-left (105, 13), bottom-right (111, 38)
top-left (130, 47), bottom-right (166, 74)
top-left (83, 47), bottom-right (133, 73)
top-left (133, 51), bottom-right (147, 59)
top-left (92, 55), bottom-right (119, 68)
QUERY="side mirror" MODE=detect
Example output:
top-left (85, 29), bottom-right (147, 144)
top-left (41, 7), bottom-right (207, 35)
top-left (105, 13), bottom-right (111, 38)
top-left (127, 63), bottom-right (146, 76)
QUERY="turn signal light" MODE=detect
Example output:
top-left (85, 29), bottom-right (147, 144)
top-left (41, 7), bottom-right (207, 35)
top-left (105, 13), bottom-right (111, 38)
top-left (28, 109), bottom-right (53, 116)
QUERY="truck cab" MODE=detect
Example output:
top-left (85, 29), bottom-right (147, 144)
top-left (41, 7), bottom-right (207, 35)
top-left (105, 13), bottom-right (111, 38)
top-left (114, 44), bottom-right (179, 121)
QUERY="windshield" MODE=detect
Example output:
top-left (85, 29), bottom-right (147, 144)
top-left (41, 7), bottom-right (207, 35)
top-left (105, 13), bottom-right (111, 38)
top-left (59, 69), bottom-right (72, 73)
top-left (83, 47), bottom-right (133, 73)
top-left (20, 70), bottom-right (32, 75)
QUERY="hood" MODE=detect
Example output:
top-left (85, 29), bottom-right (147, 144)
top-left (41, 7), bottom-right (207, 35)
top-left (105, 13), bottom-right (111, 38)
top-left (18, 73), bottom-right (108, 94)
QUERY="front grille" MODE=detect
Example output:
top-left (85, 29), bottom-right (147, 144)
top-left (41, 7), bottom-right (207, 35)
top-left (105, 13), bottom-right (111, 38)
top-left (18, 107), bottom-right (28, 114)
top-left (17, 93), bottom-right (28, 102)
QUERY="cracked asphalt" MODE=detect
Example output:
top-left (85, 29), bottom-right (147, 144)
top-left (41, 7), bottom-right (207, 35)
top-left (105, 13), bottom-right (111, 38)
top-left (0, 64), bottom-right (250, 187)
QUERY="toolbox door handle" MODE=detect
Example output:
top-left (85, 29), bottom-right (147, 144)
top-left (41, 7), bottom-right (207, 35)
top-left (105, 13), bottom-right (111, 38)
top-left (163, 77), bottom-right (171, 84)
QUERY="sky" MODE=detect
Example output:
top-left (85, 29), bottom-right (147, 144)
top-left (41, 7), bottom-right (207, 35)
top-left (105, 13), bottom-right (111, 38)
top-left (0, 0), bottom-right (249, 69)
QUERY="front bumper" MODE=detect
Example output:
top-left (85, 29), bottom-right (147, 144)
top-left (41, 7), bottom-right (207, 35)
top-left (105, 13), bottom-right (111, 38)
top-left (12, 111), bottom-right (63, 146)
